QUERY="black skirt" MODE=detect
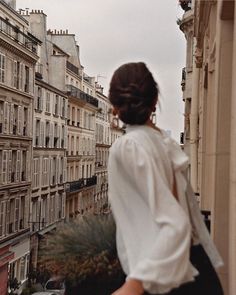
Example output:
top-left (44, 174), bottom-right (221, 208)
top-left (144, 244), bottom-right (224, 295)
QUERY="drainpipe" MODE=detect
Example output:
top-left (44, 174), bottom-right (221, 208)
top-left (190, 42), bottom-right (200, 193)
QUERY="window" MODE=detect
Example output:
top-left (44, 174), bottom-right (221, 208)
top-left (13, 61), bottom-right (20, 89)
top-left (0, 201), bottom-right (6, 237)
top-left (42, 158), bottom-right (49, 187)
top-left (1, 150), bottom-right (7, 184)
top-left (36, 87), bottom-right (42, 111)
top-left (0, 101), bottom-right (3, 133)
top-left (62, 98), bottom-right (65, 117)
top-left (54, 123), bottom-right (58, 148)
top-left (33, 158), bottom-right (40, 188)
top-left (20, 196), bottom-right (25, 229)
top-left (35, 120), bottom-right (40, 147)
top-left (54, 95), bottom-right (59, 115)
top-left (0, 53), bottom-right (5, 83)
top-left (46, 92), bottom-right (50, 113)
top-left (24, 66), bottom-right (29, 93)
top-left (23, 107), bottom-right (28, 136)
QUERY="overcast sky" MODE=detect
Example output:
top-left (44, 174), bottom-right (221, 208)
top-left (17, 0), bottom-right (186, 141)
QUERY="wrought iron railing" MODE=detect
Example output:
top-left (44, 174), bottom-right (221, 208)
top-left (0, 16), bottom-right (38, 53)
top-left (66, 84), bottom-right (98, 108)
top-left (67, 175), bottom-right (97, 193)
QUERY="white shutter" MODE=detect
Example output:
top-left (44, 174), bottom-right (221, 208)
top-left (27, 108), bottom-right (31, 137)
top-left (40, 88), bottom-right (44, 111)
top-left (9, 103), bottom-right (14, 134)
top-left (46, 158), bottom-right (50, 186)
top-left (63, 157), bottom-right (67, 183)
top-left (17, 106), bottom-right (23, 135)
top-left (52, 94), bottom-right (55, 115)
top-left (55, 193), bottom-right (59, 221)
top-left (40, 121), bottom-right (45, 147)
top-left (64, 125), bottom-right (68, 149)
top-left (20, 63), bottom-right (24, 91)
top-left (8, 150), bottom-right (12, 183)
top-left (6, 200), bottom-right (10, 233)
top-left (2, 150), bottom-right (7, 184)
top-left (16, 150), bottom-right (21, 182)
top-left (49, 122), bottom-right (53, 148)
top-left (65, 99), bottom-right (68, 119)
top-left (62, 192), bottom-right (66, 218)
top-left (26, 151), bottom-right (30, 181)
top-left (29, 67), bottom-right (33, 95)
top-left (3, 102), bottom-right (9, 134)
top-left (50, 157), bottom-right (53, 185)
top-left (34, 94), bottom-right (37, 110)
top-left (57, 157), bottom-right (60, 184)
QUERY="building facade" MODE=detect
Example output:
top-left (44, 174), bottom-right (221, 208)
top-left (179, 0), bottom-right (236, 294)
top-left (0, 0), bottom-right (39, 294)
top-left (47, 30), bottom-right (98, 220)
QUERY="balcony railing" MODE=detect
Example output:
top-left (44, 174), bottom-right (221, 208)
top-left (0, 16), bottom-right (38, 54)
top-left (66, 84), bottom-right (98, 108)
top-left (66, 61), bottom-right (80, 76)
top-left (67, 175), bottom-right (97, 193)
top-left (35, 63), bottom-right (43, 79)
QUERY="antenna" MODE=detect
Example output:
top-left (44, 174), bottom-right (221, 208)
top-left (96, 74), bottom-right (106, 83)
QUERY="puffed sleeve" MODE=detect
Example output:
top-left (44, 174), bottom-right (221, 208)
top-left (108, 137), bottom-right (195, 294)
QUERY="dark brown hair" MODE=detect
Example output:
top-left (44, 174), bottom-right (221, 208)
top-left (109, 62), bottom-right (159, 125)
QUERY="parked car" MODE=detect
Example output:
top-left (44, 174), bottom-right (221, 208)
top-left (44, 277), bottom-right (65, 295)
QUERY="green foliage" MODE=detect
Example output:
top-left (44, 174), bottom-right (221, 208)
top-left (39, 214), bottom-right (122, 284)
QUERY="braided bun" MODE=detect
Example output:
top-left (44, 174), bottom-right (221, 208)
top-left (109, 62), bottom-right (158, 125)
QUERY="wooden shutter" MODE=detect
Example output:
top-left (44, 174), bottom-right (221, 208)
top-left (2, 150), bottom-right (7, 184)
top-left (8, 150), bottom-right (12, 183)
top-left (26, 151), bottom-right (30, 181)
top-left (40, 121), bottom-right (45, 147)
top-left (15, 150), bottom-right (21, 182)
top-left (17, 106), bottom-right (23, 135)
top-left (63, 157), bottom-right (67, 183)
top-left (9, 103), bottom-right (13, 134)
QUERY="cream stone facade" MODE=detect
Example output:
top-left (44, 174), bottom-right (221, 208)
top-left (94, 86), bottom-right (111, 213)
top-left (19, 10), bottom-right (68, 270)
top-left (0, 0), bottom-right (39, 294)
top-left (47, 30), bottom-right (98, 220)
top-left (179, 0), bottom-right (236, 294)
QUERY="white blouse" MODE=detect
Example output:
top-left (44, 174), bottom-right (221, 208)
top-left (108, 125), bottom-right (223, 294)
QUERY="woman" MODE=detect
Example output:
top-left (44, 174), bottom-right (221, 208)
top-left (108, 62), bottom-right (223, 295)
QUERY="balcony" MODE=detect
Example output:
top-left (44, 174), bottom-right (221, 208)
top-left (35, 63), bottom-right (43, 79)
top-left (66, 61), bottom-right (80, 76)
top-left (66, 175), bottom-right (97, 193)
top-left (0, 16), bottom-right (38, 54)
top-left (66, 84), bottom-right (98, 108)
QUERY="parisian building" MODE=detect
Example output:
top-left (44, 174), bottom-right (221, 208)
top-left (0, 0), bottom-right (40, 294)
top-left (179, 0), bottom-right (236, 294)
top-left (94, 85), bottom-right (115, 213)
top-left (20, 10), bottom-right (68, 269)
top-left (0, 2), bottom-right (125, 293)
top-left (46, 30), bottom-right (98, 220)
